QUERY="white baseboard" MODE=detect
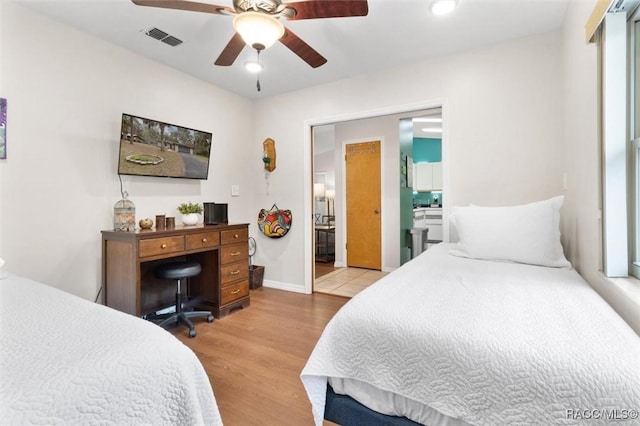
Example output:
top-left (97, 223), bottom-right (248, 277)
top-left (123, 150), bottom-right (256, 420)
top-left (263, 279), bottom-right (308, 294)
top-left (324, 262), bottom-right (395, 273)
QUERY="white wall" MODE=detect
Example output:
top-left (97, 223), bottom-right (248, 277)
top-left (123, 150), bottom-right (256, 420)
top-left (562, 0), bottom-right (640, 333)
top-left (313, 150), bottom-right (334, 219)
top-left (314, 152), bottom-right (335, 190)
top-left (251, 30), bottom-right (564, 292)
top-left (0, 2), bottom-right (253, 300)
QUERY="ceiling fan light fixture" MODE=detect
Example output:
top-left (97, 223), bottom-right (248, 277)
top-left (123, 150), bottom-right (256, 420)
top-left (430, 0), bottom-right (457, 16)
top-left (233, 11), bottom-right (285, 51)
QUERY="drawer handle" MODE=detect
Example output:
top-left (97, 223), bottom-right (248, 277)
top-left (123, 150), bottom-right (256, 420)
top-left (231, 289), bottom-right (240, 295)
top-left (230, 251), bottom-right (241, 256)
top-left (202, 238), bottom-right (207, 243)
top-left (230, 270), bottom-right (240, 275)
top-left (160, 243), bottom-right (167, 249)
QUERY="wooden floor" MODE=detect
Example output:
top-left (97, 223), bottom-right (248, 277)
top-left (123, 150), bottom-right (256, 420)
top-left (173, 288), bottom-right (348, 425)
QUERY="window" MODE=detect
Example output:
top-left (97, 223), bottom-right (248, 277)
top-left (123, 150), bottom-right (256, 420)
top-left (600, 6), bottom-right (640, 279)
top-left (599, 4), bottom-right (640, 279)
top-left (600, 12), bottom-right (628, 277)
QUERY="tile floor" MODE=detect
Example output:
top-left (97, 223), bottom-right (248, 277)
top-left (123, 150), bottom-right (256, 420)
top-left (314, 267), bottom-right (388, 298)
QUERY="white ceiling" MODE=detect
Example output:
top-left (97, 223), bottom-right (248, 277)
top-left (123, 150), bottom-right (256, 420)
top-left (14, 0), bottom-right (570, 100)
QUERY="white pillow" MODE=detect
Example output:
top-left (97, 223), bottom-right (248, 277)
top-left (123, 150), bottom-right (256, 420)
top-left (449, 196), bottom-right (571, 268)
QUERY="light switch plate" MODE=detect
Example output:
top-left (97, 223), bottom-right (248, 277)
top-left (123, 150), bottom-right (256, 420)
top-left (231, 185), bottom-right (240, 197)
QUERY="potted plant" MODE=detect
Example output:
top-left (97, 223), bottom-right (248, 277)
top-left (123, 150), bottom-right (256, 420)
top-left (177, 201), bottom-right (203, 226)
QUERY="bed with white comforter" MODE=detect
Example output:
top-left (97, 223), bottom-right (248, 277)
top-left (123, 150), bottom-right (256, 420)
top-left (0, 273), bottom-right (222, 425)
top-left (301, 243), bottom-right (640, 425)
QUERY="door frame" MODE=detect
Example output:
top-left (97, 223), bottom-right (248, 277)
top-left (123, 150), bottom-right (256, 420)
top-left (303, 99), bottom-right (450, 294)
top-left (341, 137), bottom-right (386, 270)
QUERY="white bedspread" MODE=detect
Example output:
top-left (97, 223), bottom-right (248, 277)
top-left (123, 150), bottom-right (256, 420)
top-left (0, 274), bottom-right (223, 425)
top-left (301, 244), bottom-right (640, 425)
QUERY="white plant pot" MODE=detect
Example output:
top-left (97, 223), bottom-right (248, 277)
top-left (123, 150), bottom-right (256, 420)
top-left (181, 213), bottom-right (199, 226)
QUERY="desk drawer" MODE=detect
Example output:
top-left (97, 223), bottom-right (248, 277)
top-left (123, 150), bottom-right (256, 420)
top-left (221, 261), bottom-right (248, 285)
top-left (221, 280), bottom-right (249, 305)
top-left (221, 228), bottom-right (248, 245)
top-left (220, 243), bottom-right (248, 265)
top-left (186, 231), bottom-right (220, 251)
top-left (139, 236), bottom-right (184, 258)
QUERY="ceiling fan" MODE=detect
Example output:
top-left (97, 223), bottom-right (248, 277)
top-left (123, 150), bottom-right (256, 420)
top-left (131, 0), bottom-right (369, 68)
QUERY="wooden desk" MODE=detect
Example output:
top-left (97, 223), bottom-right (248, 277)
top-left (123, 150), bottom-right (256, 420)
top-left (102, 223), bottom-right (250, 319)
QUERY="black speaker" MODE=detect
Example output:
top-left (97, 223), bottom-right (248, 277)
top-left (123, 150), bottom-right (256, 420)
top-left (203, 203), bottom-right (228, 225)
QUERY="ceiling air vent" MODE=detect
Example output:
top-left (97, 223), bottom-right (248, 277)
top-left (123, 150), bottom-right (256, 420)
top-left (144, 27), bottom-right (183, 47)
top-left (161, 35), bottom-right (183, 47)
top-left (146, 27), bottom-right (168, 40)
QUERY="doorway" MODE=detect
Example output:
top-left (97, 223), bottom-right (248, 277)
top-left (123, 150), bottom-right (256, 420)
top-left (306, 100), bottom-right (449, 294)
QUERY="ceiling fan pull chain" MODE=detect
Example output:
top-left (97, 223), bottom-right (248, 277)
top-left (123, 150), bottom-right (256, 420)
top-left (256, 49), bottom-right (262, 92)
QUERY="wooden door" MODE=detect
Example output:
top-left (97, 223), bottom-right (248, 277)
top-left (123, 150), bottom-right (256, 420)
top-left (346, 141), bottom-right (381, 269)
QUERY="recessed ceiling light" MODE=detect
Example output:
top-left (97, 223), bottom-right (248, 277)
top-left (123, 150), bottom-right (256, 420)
top-left (422, 127), bottom-right (443, 133)
top-left (245, 61), bottom-right (263, 73)
top-left (430, 0), bottom-right (457, 16)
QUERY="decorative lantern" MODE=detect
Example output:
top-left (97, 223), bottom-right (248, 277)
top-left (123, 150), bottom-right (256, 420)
top-left (113, 192), bottom-right (136, 232)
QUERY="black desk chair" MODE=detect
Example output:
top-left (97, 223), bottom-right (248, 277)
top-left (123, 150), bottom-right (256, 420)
top-left (154, 261), bottom-right (213, 338)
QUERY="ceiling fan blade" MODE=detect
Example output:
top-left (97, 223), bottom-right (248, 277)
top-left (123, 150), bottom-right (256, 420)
top-left (279, 28), bottom-right (327, 68)
top-left (284, 0), bottom-right (368, 20)
top-left (131, 0), bottom-right (232, 15)
top-left (214, 33), bottom-right (246, 66)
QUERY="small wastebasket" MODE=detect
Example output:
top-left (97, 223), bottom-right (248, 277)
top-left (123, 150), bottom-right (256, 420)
top-left (249, 265), bottom-right (264, 290)
top-left (409, 227), bottom-right (429, 259)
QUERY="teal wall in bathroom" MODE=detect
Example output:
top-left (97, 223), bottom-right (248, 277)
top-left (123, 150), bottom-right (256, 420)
top-left (413, 137), bottom-right (443, 207)
top-left (413, 192), bottom-right (442, 207)
top-left (413, 138), bottom-right (441, 163)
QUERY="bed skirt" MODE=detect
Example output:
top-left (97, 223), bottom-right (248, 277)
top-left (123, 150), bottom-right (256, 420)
top-left (325, 385), bottom-right (422, 426)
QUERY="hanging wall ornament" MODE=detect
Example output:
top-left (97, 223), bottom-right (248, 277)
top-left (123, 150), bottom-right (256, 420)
top-left (262, 138), bottom-right (276, 195)
top-left (263, 138), bottom-right (276, 172)
top-left (257, 204), bottom-right (292, 238)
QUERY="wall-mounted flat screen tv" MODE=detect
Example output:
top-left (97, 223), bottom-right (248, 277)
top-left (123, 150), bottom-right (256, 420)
top-left (118, 113), bottom-right (212, 180)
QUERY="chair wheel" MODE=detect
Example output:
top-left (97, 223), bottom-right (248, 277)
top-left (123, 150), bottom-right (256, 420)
top-left (188, 329), bottom-right (197, 338)
top-left (207, 315), bottom-right (214, 323)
